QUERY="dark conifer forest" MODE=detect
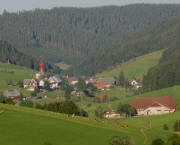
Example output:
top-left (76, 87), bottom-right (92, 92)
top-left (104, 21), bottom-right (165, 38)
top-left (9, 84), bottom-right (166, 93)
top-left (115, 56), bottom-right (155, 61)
top-left (0, 41), bottom-right (61, 73)
top-left (1, 4), bottom-right (180, 66)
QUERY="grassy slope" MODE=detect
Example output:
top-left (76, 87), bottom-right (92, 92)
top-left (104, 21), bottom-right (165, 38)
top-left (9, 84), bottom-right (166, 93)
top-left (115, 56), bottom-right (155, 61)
top-left (96, 50), bottom-right (163, 80)
top-left (0, 63), bottom-right (37, 95)
top-left (0, 104), bottom-right (179, 145)
top-left (81, 85), bottom-right (180, 117)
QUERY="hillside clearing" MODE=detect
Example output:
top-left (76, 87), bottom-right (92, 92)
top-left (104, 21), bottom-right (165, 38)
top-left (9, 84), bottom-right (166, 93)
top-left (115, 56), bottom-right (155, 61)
top-left (96, 50), bottom-right (163, 80)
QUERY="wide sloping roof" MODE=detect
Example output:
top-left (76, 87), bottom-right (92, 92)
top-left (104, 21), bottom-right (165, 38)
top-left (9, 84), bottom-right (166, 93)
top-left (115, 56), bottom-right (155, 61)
top-left (3, 89), bottom-right (20, 97)
top-left (131, 96), bottom-right (176, 110)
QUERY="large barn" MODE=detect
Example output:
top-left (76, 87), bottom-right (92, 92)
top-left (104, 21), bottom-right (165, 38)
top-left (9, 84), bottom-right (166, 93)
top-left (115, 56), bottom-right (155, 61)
top-left (131, 96), bottom-right (176, 116)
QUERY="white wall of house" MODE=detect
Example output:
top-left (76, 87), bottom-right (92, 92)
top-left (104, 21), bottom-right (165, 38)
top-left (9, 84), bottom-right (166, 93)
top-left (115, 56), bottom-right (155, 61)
top-left (137, 105), bottom-right (175, 116)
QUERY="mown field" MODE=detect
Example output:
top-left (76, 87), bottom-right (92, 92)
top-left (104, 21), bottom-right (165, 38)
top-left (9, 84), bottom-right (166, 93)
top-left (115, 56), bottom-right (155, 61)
top-left (0, 104), bottom-right (179, 145)
top-left (96, 50), bottom-right (163, 80)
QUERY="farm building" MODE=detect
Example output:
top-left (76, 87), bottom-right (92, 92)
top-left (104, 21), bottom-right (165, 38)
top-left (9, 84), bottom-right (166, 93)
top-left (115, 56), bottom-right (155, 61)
top-left (23, 79), bottom-right (38, 91)
top-left (104, 107), bottom-right (120, 119)
top-left (131, 80), bottom-right (142, 89)
top-left (131, 96), bottom-right (176, 116)
top-left (67, 77), bottom-right (78, 85)
top-left (93, 83), bottom-right (108, 90)
top-left (87, 77), bottom-right (116, 86)
top-left (48, 76), bottom-right (62, 88)
top-left (3, 89), bottom-right (20, 100)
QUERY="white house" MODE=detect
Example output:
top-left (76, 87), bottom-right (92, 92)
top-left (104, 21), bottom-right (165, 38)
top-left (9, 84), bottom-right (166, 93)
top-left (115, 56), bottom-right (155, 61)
top-left (131, 96), bottom-right (176, 116)
top-left (39, 80), bottom-right (45, 87)
top-left (131, 80), bottom-right (142, 89)
top-left (48, 76), bottom-right (62, 89)
top-left (104, 107), bottom-right (121, 119)
top-left (23, 79), bottom-right (37, 91)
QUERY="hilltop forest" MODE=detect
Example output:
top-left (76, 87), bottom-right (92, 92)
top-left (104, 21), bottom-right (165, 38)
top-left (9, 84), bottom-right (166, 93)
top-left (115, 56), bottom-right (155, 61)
top-left (142, 47), bottom-right (180, 92)
top-left (73, 14), bottom-right (180, 76)
top-left (0, 41), bottom-right (61, 73)
top-left (1, 4), bottom-right (180, 66)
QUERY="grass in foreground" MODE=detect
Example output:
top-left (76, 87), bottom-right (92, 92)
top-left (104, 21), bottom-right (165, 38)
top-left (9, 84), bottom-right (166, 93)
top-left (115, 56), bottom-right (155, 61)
top-left (96, 50), bottom-right (163, 80)
top-left (0, 104), bottom-right (179, 145)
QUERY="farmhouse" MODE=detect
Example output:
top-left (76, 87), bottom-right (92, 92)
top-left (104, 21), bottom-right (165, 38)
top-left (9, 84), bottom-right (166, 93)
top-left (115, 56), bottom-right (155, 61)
top-left (131, 80), bottom-right (142, 89)
top-left (67, 77), bottom-right (78, 85)
top-left (3, 89), bottom-right (20, 100)
top-left (87, 77), bottom-right (116, 85)
top-left (23, 79), bottom-right (38, 91)
top-left (93, 83), bottom-right (107, 90)
top-left (48, 76), bottom-right (62, 88)
top-left (104, 107), bottom-right (120, 119)
top-left (131, 96), bottom-right (176, 116)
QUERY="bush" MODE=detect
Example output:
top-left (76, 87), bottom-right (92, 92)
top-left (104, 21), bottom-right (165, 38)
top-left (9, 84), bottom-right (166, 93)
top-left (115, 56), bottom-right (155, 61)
top-left (117, 104), bottom-right (136, 117)
top-left (20, 100), bottom-right (34, 108)
top-left (151, 138), bottom-right (165, 145)
top-left (163, 124), bottom-right (169, 130)
top-left (109, 136), bottom-right (133, 145)
top-left (86, 103), bottom-right (92, 107)
top-left (80, 109), bottom-right (88, 117)
top-left (174, 120), bottom-right (180, 132)
top-left (5, 98), bottom-right (15, 105)
top-left (95, 106), bottom-right (105, 119)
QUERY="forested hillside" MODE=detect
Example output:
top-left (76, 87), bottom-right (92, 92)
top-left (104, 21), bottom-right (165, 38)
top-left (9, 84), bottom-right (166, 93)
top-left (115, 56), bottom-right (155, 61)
top-left (1, 4), bottom-right (180, 64)
top-left (73, 14), bottom-right (180, 76)
top-left (0, 41), bottom-right (61, 73)
top-left (142, 47), bottom-right (180, 92)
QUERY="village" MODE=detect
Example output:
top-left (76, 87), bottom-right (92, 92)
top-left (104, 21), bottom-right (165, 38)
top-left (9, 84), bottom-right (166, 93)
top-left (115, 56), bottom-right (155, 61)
top-left (1, 60), bottom-right (177, 119)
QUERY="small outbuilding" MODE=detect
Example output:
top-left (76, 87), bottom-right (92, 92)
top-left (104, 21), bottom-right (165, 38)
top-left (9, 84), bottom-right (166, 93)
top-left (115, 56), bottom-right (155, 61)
top-left (104, 107), bottom-right (120, 119)
top-left (3, 89), bottom-right (20, 100)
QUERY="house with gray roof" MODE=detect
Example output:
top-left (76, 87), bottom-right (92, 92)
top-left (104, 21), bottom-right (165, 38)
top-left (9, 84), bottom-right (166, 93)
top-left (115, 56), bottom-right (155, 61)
top-left (3, 89), bottom-right (20, 100)
top-left (48, 76), bottom-right (62, 88)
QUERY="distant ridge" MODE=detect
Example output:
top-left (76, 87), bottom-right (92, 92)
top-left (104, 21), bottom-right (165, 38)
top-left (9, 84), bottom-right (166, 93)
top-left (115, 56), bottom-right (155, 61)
top-left (1, 4), bottom-right (180, 65)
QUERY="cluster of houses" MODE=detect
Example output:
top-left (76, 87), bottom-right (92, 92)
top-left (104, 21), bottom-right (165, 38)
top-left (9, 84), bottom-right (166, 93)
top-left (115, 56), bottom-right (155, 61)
top-left (66, 76), bottom-right (116, 90)
top-left (67, 76), bottom-right (142, 90)
top-left (23, 74), bottom-right (62, 91)
top-left (104, 96), bottom-right (176, 118)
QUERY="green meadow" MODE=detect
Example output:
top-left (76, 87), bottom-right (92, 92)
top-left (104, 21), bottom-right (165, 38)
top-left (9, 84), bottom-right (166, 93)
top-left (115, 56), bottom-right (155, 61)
top-left (80, 85), bottom-right (180, 116)
top-left (0, 63), bottom-right (37, 96)
top-left (96, 50), bottom-right (163, 80)
top-left (0, 104), bottom-right (179, 145)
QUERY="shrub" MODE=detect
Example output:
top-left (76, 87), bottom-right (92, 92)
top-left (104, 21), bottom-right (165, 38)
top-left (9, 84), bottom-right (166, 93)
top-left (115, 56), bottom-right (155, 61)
top-left (80, 109), bottom-right (88, 117)
top-left (95, 106), bottom-right (104, 119)
top-left (151, 138), bottom-right (165, 145)
top-left (163, 124), bottom-right (169, 130)
top-left (174, 120), bottom-right (180, 132)
top-left (5, 98), bottom-right (15, 105)
top-left (20, 100), bottom-right (34, 108)
top-left (87, 103), bottom-right (92, 107)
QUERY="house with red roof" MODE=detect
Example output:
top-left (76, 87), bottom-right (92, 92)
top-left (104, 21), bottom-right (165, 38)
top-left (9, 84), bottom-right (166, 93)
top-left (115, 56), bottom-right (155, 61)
top-left (93, 83), bottom-right (108, 90)
top-left (131, 96), bottom-right (176, 116)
